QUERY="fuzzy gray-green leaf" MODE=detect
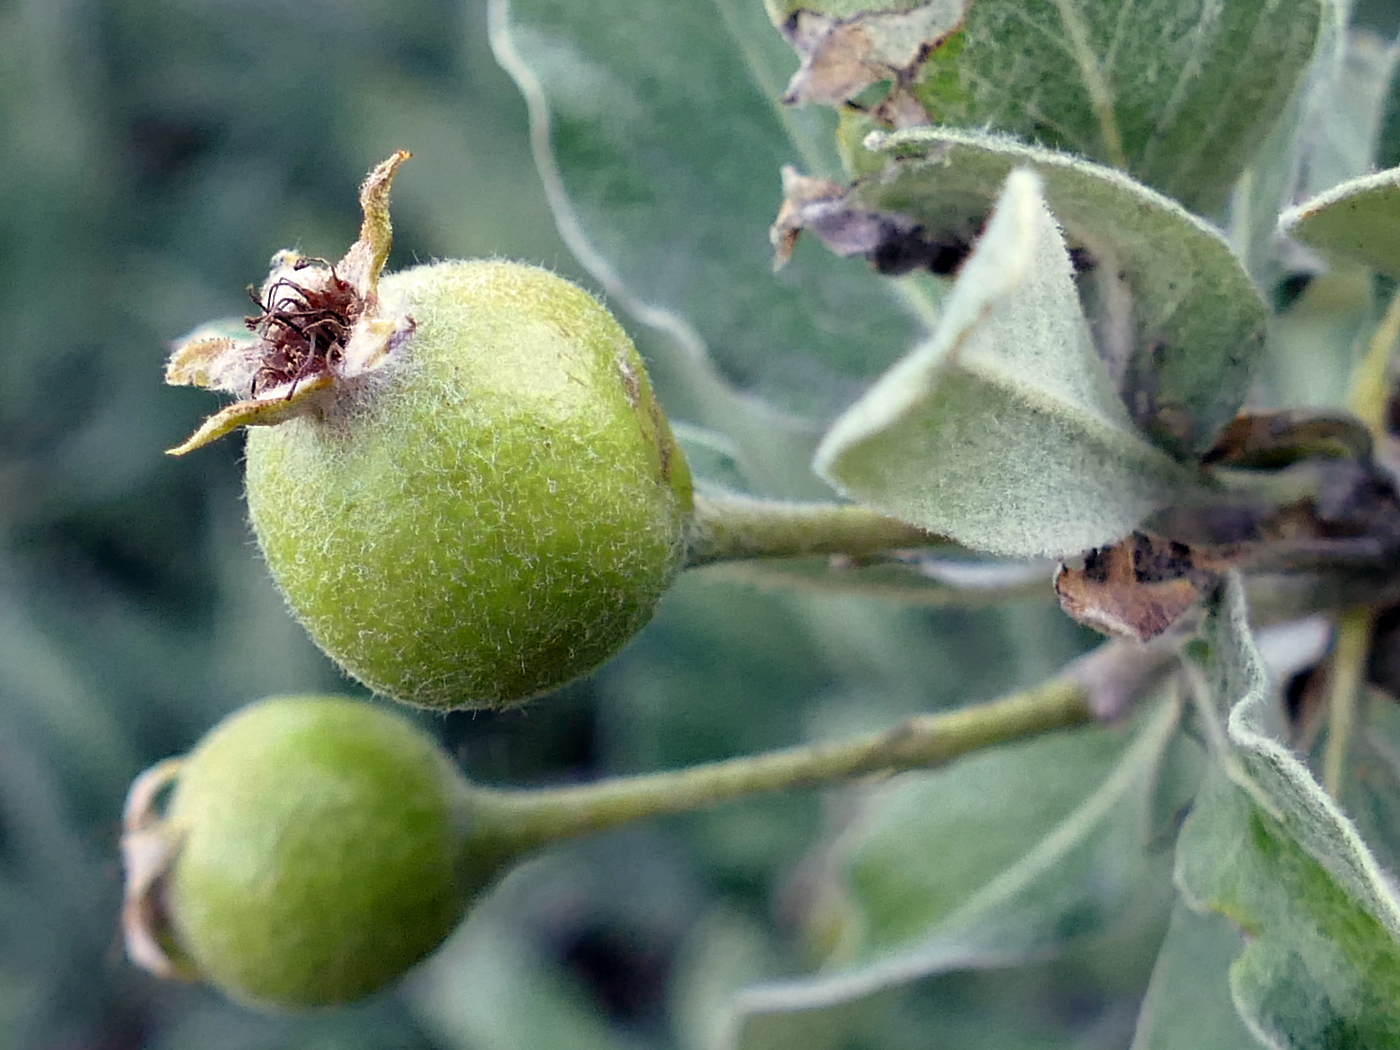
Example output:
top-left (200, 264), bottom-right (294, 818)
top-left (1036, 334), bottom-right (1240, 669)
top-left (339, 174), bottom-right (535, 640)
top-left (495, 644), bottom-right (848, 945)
top-left (815, 168), bottom-right (1193, 558)
top-left (487, 0), bottom-right (917, 435)
top-left (768, 0), bottom-right (1325, 216)
top-left (1280, 167), bottom-right (1400, 279)
top-left (854, 128), bottom-right (1269, 456)
top-left (1173, 576), bottom-right (1400, 1047)
top-left (1128, 903), bottom-right (1259, 1050)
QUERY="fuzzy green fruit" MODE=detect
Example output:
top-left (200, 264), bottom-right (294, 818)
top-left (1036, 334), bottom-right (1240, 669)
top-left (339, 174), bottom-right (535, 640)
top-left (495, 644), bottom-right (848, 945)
top-left (122, 697), bottom-right (498, 1009)
top-left (166, 155), bottom-right (692, 710)
top-left (246, 260), bottom-right (690, 709)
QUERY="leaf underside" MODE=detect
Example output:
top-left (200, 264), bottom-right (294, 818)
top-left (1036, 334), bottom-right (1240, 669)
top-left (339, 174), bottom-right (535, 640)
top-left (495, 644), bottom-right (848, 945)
top-left (1175, 576), bottom-right (1400, 1048)
top-left (852, 128), bottom-right (1269, 458)
top-left (1281, 166), bottom-right (1400, 280)
top-left (815, 168), bottom-right (1193, 559)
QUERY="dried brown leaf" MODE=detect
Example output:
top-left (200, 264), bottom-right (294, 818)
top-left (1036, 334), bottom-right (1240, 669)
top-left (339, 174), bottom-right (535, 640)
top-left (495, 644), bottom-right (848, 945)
top-left (769, 165), bottom-right (976, 274)
top-left (1055, 532), bottom-right (1230, 641)
top-left (1202, 409), bottom-right (1374, 470)
top-left (780, 0), bottom-right (971, 108)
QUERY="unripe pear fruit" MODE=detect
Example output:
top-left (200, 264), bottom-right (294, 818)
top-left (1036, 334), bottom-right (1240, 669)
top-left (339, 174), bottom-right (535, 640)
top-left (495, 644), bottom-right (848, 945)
top-left (247, 259), bottom-right (690, 708)
top-left (121, 696), bottom-right (514, 1009)
top-left (166, 154), bottom-right (692, 709)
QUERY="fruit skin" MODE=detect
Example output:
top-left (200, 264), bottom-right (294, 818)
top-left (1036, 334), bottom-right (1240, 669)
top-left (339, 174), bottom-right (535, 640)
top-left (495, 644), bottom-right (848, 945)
top-left (161, 696), bottom-right (486, 1009)
top-left (244, 260), bottom-right (692, 710)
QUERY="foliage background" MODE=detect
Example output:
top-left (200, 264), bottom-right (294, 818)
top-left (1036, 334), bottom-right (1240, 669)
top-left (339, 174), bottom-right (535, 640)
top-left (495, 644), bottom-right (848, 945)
top-left (7, 1), bottom-right (1400, 1048)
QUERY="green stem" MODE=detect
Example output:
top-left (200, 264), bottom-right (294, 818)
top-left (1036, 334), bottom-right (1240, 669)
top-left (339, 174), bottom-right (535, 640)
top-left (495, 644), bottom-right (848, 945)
top-left (684, 487), bottom-right (949, 567)
top-left (476, 675), bottom-right (1092, 856)
top-left (1323, 607), bottom-right (1372, 800)
top-left (1313, 284), bottom-right (1400, 799)
top-left (1350, 285), bottom-right (1400, 440)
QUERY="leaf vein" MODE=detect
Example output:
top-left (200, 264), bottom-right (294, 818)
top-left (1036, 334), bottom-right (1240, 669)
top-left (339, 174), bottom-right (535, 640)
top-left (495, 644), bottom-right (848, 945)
top-left (1048, 0), bottom-right (1128, 168)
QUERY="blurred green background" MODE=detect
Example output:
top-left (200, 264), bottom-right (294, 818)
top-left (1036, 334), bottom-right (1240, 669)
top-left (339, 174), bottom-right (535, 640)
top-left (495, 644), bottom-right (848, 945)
top-left (10, 2), bottom-right (1400, 1048)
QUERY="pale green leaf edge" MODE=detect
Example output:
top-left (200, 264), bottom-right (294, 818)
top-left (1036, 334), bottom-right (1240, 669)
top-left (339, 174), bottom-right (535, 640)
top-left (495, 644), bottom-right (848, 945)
top-left (1279, 165), bottom-right (1400, 278)
top-left (867, 125), bottom-right (1261, 303)
top-left (864, 125), bottom-right (1270, 455)
top-left (1127, 901), bottom-right (1256, 1050)
top-left (814, 168), bottom-right (1196, 558)
top-left (1189, 573), bottom-right (1400, 946)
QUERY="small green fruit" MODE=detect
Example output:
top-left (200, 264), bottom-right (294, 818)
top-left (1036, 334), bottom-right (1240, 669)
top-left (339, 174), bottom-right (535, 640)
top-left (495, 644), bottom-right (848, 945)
top-left (166, 154), bottom-right (692, 709)
top-left (247, 259), bottom-right (690, 709)
top-left (121, 696), bottom-right (503, 1009)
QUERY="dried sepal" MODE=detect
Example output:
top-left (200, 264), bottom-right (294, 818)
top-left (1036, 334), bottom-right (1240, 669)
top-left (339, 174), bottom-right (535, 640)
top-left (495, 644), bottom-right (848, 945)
top-left (771, 167), bottom-right (850, 268)
top-left (341, 150), bottom-right (408, 297)
top-left (165, 320), bottom-right (262, 395)
top-left (121, 758), bottom-right (197, 981)
top-left (164, 151), bottom-right (414, 455)
top-left (167, 375), bottom-right (336, 456)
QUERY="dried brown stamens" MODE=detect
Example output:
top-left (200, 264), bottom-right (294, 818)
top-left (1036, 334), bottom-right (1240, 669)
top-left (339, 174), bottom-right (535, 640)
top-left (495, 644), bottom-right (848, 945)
top-left (247, 272), bottom-right (362, 398)
top-left (164, 151), bottom-right (411, 455)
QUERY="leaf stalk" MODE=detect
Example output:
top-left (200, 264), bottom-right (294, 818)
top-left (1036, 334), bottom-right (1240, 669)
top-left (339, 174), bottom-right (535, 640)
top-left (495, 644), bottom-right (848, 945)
top-left (683, 487), bottom-right (949, 567)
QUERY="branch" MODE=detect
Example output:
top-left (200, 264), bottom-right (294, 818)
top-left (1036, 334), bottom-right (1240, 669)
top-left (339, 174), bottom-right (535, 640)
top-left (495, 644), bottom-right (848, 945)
top-left (474, 640), bottom-right (1176, 855)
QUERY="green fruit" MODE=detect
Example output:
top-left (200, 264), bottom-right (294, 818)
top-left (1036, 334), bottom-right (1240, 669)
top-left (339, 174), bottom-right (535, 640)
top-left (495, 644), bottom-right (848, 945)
top-left (247, 260), bottom-right (691, 709)
top-left (166, 155), bottom-right (692, 710)
top-left (131, 696), bottom-right (495, 1009)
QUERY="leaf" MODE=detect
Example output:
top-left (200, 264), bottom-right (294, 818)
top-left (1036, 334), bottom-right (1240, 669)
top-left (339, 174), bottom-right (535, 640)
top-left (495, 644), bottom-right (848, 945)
top-left (409, 910), bottom-right (628, 1050)
top-left (487, 0), bottom-right (920, 497)
top-left (1367, 30), bottom-right (1400, 172)
top-left (1338, 700), bottom-right (1400, 891)
top-left (1228, 2), bottom-right (1344, 289)
top-left (1174, 575), bottom-right (1400, 1047)
top-left (814, 168), bottom-right (1194, 559)
top-left (409, 836), bottom-right (704, 1050)
top-left (1233, 19), bottom-right (1390, 279)
top-left (1177, 771), bottom-right (1400, 1048)
top-left (1280, 166), bottom-right (1400, 280)
top-left (723, 695), bottom-right (1182, 1048)
top-left (1291, 28), bottom-right (1399, 201)
top-left (1198, 576), bottom-right (1400, 924)
top-left (845, 128), bottom-right (1269, 456)
top-left (1128, 902), bottom-right (1261, 1050)
top-left (671, 909), bottom-right (787, 1050)
top-left (779, 1), bottom-right (973, 108)
top-left (1257, 264), bottom-right (1377, 411)
top-left (1201, 409), bottom-right (1374, 470)
top-left (673, 422), bottom-right (757, 495)
top-left (768, 0), bottom-right (1325, 215)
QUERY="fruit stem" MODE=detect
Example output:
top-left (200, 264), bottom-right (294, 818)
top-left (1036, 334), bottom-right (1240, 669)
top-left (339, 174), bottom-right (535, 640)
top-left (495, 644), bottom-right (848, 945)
top-left (473, 671), bottom-right (1099, 856)
top-left (683, 487), bottom-right (949, 566)
top-left (1322, 606), bottom-right (1372, 800)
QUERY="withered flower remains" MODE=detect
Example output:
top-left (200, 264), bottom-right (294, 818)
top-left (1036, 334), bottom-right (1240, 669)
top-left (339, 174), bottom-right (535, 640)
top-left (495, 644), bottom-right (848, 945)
top-left (165, 151), bottom-right (415, 454)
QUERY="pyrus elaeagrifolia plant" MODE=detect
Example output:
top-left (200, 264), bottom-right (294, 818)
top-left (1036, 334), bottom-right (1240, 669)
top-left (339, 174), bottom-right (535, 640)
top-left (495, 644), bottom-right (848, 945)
top-left (125, 0), bottom-right (1400, 1042)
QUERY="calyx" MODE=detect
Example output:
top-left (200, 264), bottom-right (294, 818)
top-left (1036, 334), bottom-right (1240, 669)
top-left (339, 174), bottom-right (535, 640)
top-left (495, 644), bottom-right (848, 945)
top-left (165, 152), bottom-right (415, 455)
